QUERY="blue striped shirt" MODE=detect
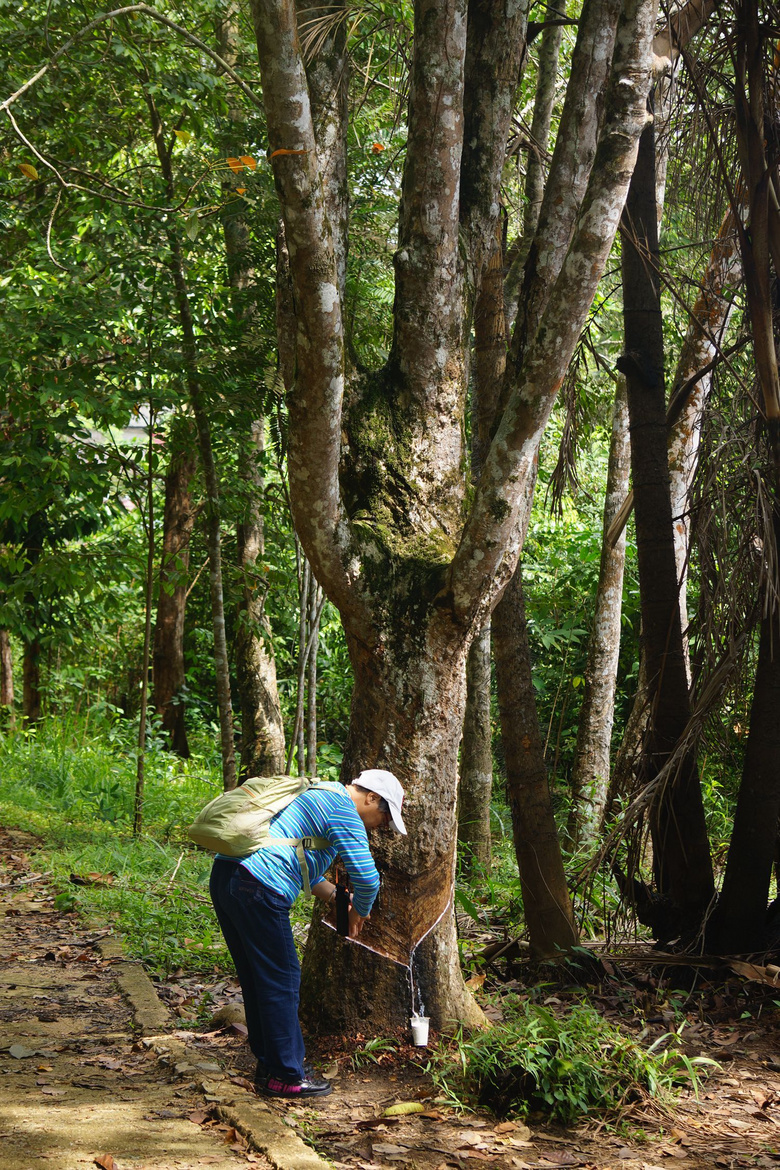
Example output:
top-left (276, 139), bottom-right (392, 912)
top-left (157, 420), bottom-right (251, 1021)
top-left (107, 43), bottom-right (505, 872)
top-left (238, 781), bottom-right (380, 916)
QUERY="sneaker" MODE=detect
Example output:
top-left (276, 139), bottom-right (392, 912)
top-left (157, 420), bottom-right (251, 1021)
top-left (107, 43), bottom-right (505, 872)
top-left (262, 1074), bottom-right (332, 1099)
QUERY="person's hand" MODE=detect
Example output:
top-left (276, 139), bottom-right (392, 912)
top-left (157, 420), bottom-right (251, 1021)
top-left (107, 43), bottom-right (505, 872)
top-left (348, 905), bottom-right (367, 938)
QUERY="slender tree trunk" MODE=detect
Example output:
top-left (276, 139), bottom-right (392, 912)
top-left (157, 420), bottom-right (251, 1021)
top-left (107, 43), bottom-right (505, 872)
top-left (152, 439), bottom-right (196, 758)
top-left (668, 209), bottom-right (742, 651)
top-left (134, 417), bottom-right (156, 836)
top-left (458, 621), bottom-right (493, 872)
top-left (458, 233), bottom-right (505, 875)
top-left (620, 115), bottom-right (714, 934)
top-left (22, 634), bottom-right (41, 726)
top-left (306, 579), bottom-right (321, 776)
top-left (709, 513), bottom-right (780, 952)
top-left (707, 2), bottom-right (780, 952)
top-left (236, 423), bottom-right (286, 778)
top-left (144, 91), bottom-right (237, 790)
top-left (494, 558), bottom-right (579, 959)
top-left (217, 1), bottom-right (285, 780)
top-left (1, 630), bottom-right (15, 726)
top-left (505, 0), bottom-right (564, 323)
top-left (567, 375), bottom-right (630, 847)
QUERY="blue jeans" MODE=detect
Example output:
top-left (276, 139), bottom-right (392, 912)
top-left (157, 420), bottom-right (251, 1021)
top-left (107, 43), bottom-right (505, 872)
top-left (209, 858), bottom-right (305, 1083)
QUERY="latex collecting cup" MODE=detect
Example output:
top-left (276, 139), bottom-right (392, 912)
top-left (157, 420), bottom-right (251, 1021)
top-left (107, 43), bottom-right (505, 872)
top-left (410, 1015), bottom-right (430, 1046)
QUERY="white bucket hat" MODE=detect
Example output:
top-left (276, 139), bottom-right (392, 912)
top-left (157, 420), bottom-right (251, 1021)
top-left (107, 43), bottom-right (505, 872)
top-left (356, 769), bottom-right (407, 835)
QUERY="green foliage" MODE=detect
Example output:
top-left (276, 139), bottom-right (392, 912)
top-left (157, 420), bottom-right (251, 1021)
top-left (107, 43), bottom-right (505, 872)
top-left (431, 999), bottom-right (718, 1123)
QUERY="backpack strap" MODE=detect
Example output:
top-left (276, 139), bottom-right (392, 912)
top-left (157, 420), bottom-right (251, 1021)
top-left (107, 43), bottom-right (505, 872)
top-left (256, 835), bottom-right (330, 896)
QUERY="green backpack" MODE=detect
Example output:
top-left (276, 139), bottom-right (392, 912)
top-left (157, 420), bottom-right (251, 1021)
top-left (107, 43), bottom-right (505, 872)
top-left (187, 774), bottom-right (330, 895)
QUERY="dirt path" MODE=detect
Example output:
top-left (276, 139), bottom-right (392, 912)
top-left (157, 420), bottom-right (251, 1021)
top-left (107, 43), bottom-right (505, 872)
top-left (0, 827), bottom-right (311, 1170)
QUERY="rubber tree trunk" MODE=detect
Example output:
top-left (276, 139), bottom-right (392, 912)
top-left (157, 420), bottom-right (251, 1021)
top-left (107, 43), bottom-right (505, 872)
top-left (152, 438), bottom-right (196, 758)
top-left (253, 0), bottom-right (655, 1029)
top-left (620, 114), bottom-right (714, 935)
top-left (1, 630), bottom-right (15, 726)
top-left (493, 555), bottom-right (579, 958)
top-left (300, 620), bottom-right (487, 1033)
top-left (567, 375), bottom-right (630, 847)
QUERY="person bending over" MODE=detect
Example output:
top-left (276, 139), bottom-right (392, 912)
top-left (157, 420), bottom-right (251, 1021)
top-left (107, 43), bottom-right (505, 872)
top-left (209, 768), bottom-right (406, 1099)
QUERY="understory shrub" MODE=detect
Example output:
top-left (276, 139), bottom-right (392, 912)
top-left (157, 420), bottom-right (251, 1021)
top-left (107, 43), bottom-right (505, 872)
top-left (433, 998), bottom-right (716, 1123)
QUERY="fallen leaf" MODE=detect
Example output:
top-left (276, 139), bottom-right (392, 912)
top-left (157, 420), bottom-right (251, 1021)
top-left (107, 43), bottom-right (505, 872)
top-left (229, 1075), bottom-right (255, 1091)
top-left (9, 1044), bottom-right (36, 1059)
top-left (372, 1144), bottom-right (408, 1155)
top-left (189, 1110), bottom-right (210, 1125)
top-left (40, 1087), bottom-right (66, 1096)
top-left (495, 1122), bottom-right (518, 1134)
top-left (94, 1157), bottom-right (119, 1170)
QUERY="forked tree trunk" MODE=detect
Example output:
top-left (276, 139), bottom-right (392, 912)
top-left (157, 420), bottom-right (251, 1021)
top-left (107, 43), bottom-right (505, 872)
top-left (152, 439), bottom-right (196, 758)
top-left (253, 0), bottom-right (655, 1028)
top-left (620, 116), bottom-right (714, 934)
top-left (0, 630), bottom-right (15, 725)
top-left (567, 375), bottom-right (630, 847)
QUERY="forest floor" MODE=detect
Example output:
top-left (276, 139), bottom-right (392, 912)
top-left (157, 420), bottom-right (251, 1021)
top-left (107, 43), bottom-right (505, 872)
top-left (3, 826), bottom-right (780, 1170)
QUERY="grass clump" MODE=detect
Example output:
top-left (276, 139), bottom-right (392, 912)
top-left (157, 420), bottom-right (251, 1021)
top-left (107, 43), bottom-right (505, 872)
top-left (432, 998), bottom-right (717, 1123)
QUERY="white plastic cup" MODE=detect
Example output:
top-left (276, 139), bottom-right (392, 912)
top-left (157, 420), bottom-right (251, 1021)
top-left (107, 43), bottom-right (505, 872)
top-left (410, 1015), bottom-right (430, 1046)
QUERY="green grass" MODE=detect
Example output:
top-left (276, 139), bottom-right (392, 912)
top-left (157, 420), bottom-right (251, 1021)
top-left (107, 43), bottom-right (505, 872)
top-left (0, 714), bottom-right (312, 977)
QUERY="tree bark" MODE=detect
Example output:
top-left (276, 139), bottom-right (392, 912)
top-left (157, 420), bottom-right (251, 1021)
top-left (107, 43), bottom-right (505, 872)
top-left (620, 114), bottom-right (714, 934)
top-left (152, 438), bottom-right (196, 758)
top-left (0, 630), bottom-right (15, 725)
